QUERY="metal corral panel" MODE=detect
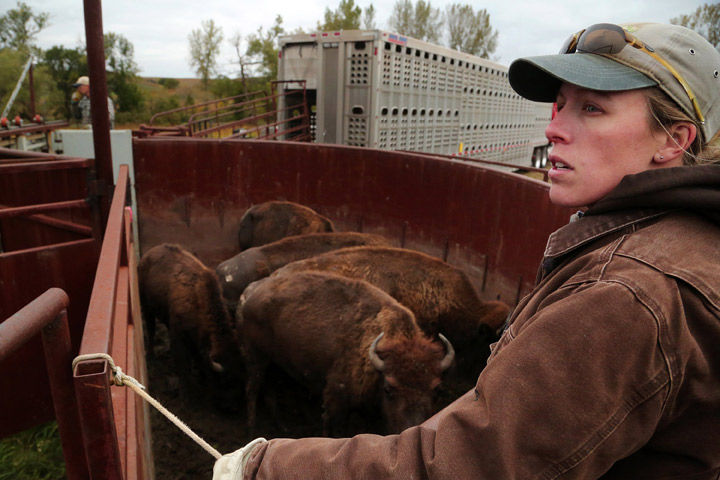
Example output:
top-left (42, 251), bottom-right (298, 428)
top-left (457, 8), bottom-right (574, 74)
top-left (278, 30), bottom-right (551, 168)
top-left (0, 241), bottom-right (98, 436)
top-left (132, 137), bottom-right (573, 305)
top-left (0, 148), bottom-right (100, 436)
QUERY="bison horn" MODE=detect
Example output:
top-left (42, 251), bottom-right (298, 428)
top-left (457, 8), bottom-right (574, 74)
top-left (369, 332), bottom-right (385, 372)
top-left (438, 333), bottom-right (455, 371)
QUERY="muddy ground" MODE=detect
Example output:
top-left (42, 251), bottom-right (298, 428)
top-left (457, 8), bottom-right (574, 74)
top-left (146, 325), bottom-right (376, 479)
top-left (145, 324), bottom-right (486, 479)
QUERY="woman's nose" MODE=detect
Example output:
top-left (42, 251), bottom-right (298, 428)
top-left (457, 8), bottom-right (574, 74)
top-left (545, 106), bottom-right (569, 144)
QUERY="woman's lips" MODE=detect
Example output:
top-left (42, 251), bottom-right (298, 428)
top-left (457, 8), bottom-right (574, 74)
top-left (548, 157), bottom-right (573, 180)
top-left (550, 158), bottom-right (572, 170)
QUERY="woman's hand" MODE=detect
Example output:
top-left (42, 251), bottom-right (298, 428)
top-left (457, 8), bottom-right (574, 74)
top-left (213, 438), bottom-right (267, 480)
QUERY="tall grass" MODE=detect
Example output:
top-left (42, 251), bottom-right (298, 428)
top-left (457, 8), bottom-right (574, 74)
top-left (0, 421), bottom-right (66, 480)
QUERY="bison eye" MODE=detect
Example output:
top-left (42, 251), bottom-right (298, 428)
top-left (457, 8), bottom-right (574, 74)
top-left (383, 385), bottom-right (396, 397)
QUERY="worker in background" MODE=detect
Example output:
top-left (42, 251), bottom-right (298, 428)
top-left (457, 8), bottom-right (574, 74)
top-left (71, 75), bottom-right (115, 129)
top-left (213, 22), bottom-right (720, 479)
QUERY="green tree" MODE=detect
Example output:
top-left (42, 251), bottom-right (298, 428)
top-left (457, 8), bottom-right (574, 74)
top-left (211, 75), bottom-right (244, 99)
top-left (0, 1), bottom-right (49, 54)
top-left (0, 48), bottom-right (59, 120)
top-left (188, 19), bottom-right (224, 88)
top-left (671, 2), bottom-right (720, 48)
top-left (104, 32), bottom-right (143, 115)
top-left (363, 5), bottom-right (376, 30)
top-left (388, 0), bottom-right (443, 43)
top-left (246, 15), bottom-right (285, 81)
top-left (149, 95), bottom-right (181, 125)
top-left (104, 32), bottom-right (138, 77)
top-left (230, 32), bottom-right (258, 94)
top-left (158, 78), bottom-right (180, 89)
top-left (41, 45), bottom-right (87, 118)
top-left (445, 4), bottom-right (497, 58)
top-left (0, 48), bottom-right (29, 114)
top-left (319, 0), bottom-right (362, 30)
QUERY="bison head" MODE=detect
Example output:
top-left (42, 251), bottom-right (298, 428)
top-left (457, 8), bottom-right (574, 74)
top-left (368, 332), bottom-right (454, 433)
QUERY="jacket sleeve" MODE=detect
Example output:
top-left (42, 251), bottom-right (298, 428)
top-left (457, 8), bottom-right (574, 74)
top-left (244, 281), bottom-right (671, 479)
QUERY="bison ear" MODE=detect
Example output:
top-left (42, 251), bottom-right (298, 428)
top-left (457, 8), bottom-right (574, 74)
top-left (238, 213), bottom-right (255, 250)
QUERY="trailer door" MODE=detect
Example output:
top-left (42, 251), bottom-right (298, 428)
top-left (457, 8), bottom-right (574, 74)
top-left (320, 43), bottom-right (340, 143)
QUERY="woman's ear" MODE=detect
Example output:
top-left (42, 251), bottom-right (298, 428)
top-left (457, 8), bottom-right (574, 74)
top-left (654, 121), bottom-right (697, 165)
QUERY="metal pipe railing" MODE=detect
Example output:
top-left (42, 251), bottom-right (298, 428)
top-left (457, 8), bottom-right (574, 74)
top-left (0, 158), bottom-right (94, 174)
top-left (0, 205), bottom-right (93, 236)
top-left (0, 199), bottom-right (89, 219)
top-left (149, 90), bottom-right (264, 125)
top-left (0, 288), bottom-right (90, 480)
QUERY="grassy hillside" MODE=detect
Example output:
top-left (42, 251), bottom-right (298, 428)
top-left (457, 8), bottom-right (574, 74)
top-left (117, 76), bottom-right (267, 130)
top-left (117, 76), bottom-right (209, 129)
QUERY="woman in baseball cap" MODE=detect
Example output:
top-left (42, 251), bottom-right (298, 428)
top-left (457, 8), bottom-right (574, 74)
top-left (508, 22), bottom-right (720, 206)
top-left (213, 23), bottom-right (720, 480)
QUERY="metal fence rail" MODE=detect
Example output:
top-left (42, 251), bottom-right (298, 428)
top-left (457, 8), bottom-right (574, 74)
top-left (0, 288), bottom-right (89, 479)
top-left (72, 164), bottom-right (153, 480)
top-left (0, 149), bottom-right (98, 253)
top-left (135, 82), bottom-right (311, 142)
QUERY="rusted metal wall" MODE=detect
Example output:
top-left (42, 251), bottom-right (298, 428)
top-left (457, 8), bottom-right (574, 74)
top-left (133, 138), bottom-right (574, 305)
top-left (0, 151), bottom-right (94, 252)
top-left (0, 149), bottom-right (100, 437)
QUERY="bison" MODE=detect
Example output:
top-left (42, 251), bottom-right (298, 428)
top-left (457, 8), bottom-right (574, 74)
top-left (216, 232), bottom-right (390, 315)
top-left (272, 246), bottom-right (511, 396)
top-left (138, 243), bottom-right (238, 396)
top-left (237, 201), bottom-right (335, 250)
top-left (274, 246), bottom-right (509, 341)
top-left (238, 271), bottom-right (455, 437)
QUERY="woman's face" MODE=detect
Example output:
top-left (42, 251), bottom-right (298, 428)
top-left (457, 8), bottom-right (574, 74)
top-left (545, 83), bottom-right (672, 208)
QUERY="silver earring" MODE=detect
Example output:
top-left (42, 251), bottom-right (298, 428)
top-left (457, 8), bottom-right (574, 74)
top-left (656, 153), bottom-right (664, 161)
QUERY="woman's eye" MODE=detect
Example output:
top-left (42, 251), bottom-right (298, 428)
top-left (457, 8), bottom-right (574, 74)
top-left (583, 104), bottom-right (601, 113)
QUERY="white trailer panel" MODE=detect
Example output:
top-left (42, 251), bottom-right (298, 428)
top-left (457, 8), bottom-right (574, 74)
top-left (278, 30), bottom-right (551, 168)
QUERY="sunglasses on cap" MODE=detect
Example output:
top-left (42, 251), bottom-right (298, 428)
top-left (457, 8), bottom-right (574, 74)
top-left (560, 23), bottom-right (705, 126)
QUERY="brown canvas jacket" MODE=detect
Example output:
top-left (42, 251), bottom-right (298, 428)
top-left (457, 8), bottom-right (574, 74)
top-left (244, 165), bottom-right (720, 480)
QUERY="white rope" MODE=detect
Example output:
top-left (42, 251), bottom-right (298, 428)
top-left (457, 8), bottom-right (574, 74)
top-left (72, 353), bottom-right (222, 460)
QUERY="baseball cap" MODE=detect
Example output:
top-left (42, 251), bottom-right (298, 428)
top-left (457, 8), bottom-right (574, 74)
top-left (508, 23), bottom-right (720, 143)
top-left (73, 76), bottom-right (90, 87)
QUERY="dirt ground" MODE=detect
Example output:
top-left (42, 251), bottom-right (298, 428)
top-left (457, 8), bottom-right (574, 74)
top-left (146, 325), bottom-right (346, 479)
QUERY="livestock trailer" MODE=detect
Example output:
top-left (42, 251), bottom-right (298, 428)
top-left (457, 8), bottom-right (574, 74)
top-left (277, 30), bottom-right (552, 168)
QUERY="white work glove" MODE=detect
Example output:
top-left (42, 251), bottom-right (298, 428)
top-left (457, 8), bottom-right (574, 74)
top-left (213, 438), bottom-right (268, 480)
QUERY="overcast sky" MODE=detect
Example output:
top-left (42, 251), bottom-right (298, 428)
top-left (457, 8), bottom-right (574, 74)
top-left (22, 0), bottom-right (707, 78)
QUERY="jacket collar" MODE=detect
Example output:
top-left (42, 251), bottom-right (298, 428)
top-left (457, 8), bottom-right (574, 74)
top-left (544, 209), bottom-right (667, 259)
top-left (540, 165), bottom-right (720, 276)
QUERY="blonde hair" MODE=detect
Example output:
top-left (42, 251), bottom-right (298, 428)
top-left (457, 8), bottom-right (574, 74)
top-left (645, 87), bottom-right (720, 165)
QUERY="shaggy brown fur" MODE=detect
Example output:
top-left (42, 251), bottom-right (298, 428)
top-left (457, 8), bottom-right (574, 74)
top-left (275, 246), bottom-right (508, 347)
top-left (238, 271), bottom-right (453, 437)
top-left (237, 201), bottom-right (335, 250)
top-left (138, 243), bottom-right (237, 394)
top-left (216, 232), bottom-right (390, 315)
